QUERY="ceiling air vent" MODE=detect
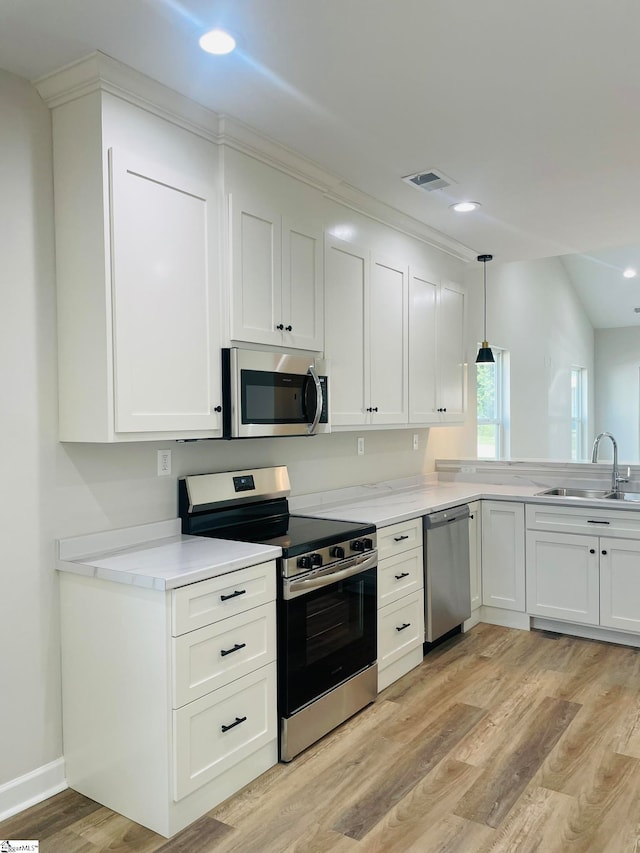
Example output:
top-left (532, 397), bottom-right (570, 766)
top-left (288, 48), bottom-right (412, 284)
top-left (402, 169), bottom-right (454, 193)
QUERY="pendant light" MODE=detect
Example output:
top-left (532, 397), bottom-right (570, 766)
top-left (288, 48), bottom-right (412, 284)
top-left (476, 253), bottom-right (495, 363)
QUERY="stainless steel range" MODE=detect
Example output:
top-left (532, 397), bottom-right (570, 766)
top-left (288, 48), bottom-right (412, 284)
top-left (178, 466), bottom-right (378, 762)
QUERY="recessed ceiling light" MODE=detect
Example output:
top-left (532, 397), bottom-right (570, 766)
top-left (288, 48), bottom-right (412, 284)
top-left (450, 201), bottom-right (481, 213)
top-left (199, 28), bottom-right (236, 55)
top-left (623, 267), bottom-right (637, 279)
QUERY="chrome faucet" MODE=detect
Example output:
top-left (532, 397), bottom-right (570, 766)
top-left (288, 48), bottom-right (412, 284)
top-left (591, 432), bottom-right (629, 493)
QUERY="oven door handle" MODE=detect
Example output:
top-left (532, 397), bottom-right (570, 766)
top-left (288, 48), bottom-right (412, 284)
top-left (284, 552), bottom-right (377, 599)
top-left (307, 365), bottom-right (323, 435)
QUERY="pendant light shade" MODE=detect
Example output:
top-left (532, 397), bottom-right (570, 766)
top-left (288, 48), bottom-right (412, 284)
top-left (476, 253), bottom-right (495, 364)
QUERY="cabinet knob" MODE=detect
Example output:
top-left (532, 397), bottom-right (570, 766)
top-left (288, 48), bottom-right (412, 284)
top-left (276, 323), bottom-right (284, 331)
top-left (213, 405), bottom-right (222, 413)
top-left (602, 550), bottom-right (608, 556)
top-left (285, 325), bottom-right (293, 332)
top-left (590, 548), bottom-right (596, 554)
top-left (372, 406), bottom-right (378, 412)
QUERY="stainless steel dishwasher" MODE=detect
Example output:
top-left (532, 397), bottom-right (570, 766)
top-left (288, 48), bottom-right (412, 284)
top-left (423, 504), bottom-right (471, 643)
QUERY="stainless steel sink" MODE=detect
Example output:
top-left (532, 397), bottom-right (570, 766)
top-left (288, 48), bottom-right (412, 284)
top-left (536, 487), bottom-right (615, 499)
top-left (605, 491), bottom-right (640, 503)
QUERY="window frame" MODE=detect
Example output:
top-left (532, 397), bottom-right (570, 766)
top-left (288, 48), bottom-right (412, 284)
top-left (476, 346), bottom-right (506, 460)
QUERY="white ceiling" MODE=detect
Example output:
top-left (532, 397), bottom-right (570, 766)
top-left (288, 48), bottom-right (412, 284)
top-left (3, 0), bottom-right (640, 271)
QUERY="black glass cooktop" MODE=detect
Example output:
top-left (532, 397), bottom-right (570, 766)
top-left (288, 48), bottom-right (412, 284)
top-left (199, 514), bottom-right (375, 558)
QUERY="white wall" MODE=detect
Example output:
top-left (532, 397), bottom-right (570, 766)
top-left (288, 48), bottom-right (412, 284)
top-left (460, 256), bottom-right (594, 460)
top-left (594, 326), bottom-right (640, 462)
top-left (1, 69), bottom-right (468, 792)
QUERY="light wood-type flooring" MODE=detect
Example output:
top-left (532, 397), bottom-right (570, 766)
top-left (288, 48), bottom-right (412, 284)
top-left (4, 623), bottom-right (640, 852)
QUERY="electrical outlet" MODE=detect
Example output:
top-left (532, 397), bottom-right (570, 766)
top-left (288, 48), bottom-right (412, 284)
top-left (413, 433), bottom-right (419, 451)
top-left (157, 449), bottom-right (172, 476)
top-left (357, 437), bottom-right (365, 456)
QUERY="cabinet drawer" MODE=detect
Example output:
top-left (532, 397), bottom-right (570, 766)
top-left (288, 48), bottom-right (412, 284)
top-left (526, 504), bottom-right (640, 539)
top-left (378, 550), bottom-right (423, 608)
top-left (172, 561), bottom-right (276, 636)
top-left (172, 603), bottom-right (276, 708)
top-left (377, 591), bottom-right (424, 671)
top-left (377, 518), bottom-right (422, 560)
top-left (173, 662), bottom-right (276, 801)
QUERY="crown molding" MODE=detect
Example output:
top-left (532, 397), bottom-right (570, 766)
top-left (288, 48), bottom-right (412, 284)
top-left (33, 51), bottom-right (475, 262)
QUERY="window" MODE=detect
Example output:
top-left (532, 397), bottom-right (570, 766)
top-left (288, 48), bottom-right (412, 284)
top-left (477, 348), bottom-right (508, 459)
top-left (571, 367), bottom-right (587, 460)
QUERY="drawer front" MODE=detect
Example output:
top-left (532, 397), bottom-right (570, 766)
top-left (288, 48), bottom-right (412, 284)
top-left (172, 603), bottom-right (276, 708)
top-left (377, 591), bottom-right (424, 671)
top-left (173, 662), bottom-right (277, 801)
top-left (377, 518), bottom-right (422, 561)
top-left (526, 504), bottom-right (640, 539)
top-left (172, 561), bottom-right (276, 636)
top-left (378, 550), bottom-right (423, 608)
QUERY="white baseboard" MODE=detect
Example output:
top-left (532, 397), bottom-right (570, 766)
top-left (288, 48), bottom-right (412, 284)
top-left (0, 758), bottom-right (67, 823)
top-left (531, 617), bottom-right (640, 648)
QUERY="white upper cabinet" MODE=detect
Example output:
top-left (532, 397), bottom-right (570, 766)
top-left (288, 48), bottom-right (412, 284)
top-left (325, 238), bottom-right (408, 427)
top-left (324, 237), bottom-right (369, 426)
top-left (369, 255), bottom-right (409, 424)
top-left (409, 271), bottom-right (466, 424)
top-left (229, 194), bottom-right (323, 351)
top-left (49, 89), bottom-right (222, 442)
top-left (110, 150), bottom-right (220, 434)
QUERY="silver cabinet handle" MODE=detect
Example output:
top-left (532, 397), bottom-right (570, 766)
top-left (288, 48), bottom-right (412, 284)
top-left (307, 365), bottom-right (323, 435)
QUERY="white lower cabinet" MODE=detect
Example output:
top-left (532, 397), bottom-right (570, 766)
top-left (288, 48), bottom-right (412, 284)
top-left (59, 561), bottom-right (278, 838)
top-left (600, 538), bottom-right (640, 631)
top-left (468, 501), bottom-right (482, 611)
top-left (526, 531), bottom-right (599, 625)
top-left (481, 501), bottom-right (526, 612)
top-left (525, 504), bottom-right (640, 635)
top-left (376, 518), bottom-right (424, 691)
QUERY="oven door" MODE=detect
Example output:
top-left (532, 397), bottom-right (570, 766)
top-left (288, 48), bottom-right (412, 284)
top-left (279, 553), bottom-right (377, 716)
top-left (223, 348), bottom-right (329, 438)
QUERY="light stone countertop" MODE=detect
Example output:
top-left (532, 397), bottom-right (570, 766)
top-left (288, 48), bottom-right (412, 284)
top-left (296, 481), bottom-right (636, 526)
top-left (57, 519), bottom-right (281, 591)
top-left (57, 479), bottom-right (640, 590)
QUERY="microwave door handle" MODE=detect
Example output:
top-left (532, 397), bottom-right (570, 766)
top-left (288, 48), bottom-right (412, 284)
top-left (307, 365), bottom-right (323, 435)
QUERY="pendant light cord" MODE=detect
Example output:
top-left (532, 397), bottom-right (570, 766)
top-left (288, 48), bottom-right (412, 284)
top-left (483, 259), bottom-right (488, 342)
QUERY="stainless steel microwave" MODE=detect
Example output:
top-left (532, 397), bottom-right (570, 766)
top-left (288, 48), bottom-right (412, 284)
top-left (221, 348), bottom-right (330, 438)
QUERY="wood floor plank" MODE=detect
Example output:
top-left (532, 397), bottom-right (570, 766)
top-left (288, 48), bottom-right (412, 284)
top-left (537, 683), bottom-right (637, 796)
top-left (553, 751), bottom-right (640, 852)
top-left (357, 757), bottom-right (487, 853)
top-left (0, 789), bottom-right (101, 841)
top-left (479, 785), bottom-right (577, 853)
top-left (455, 696), bottom-right (580, 828)
top-left (332, 702), bottom-right (486, 840)
top-left (453, 668), bottom-right (566, 768)
top-left (11, 626), bottom-right (640, 852)
top-left (68, 806), bottom-right (161, 852)
top-left (154, 815), bottom-right (234, 852)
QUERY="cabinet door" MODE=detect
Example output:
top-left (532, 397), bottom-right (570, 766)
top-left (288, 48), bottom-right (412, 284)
top-left (110, 149), bottom-right (221, 433)
top-left (282, 215), bottom-right (323, 351)
top-left (408, 270), bottom-right (439, 424)
top-left (468, 501), bottom-right (482, 611)
top-left (229, 194), bottom-right (282, 346)
top-left (526, 531), bottom-right (599, 625)
top-left (481, 501), bottom-right (525, 611)
top-left (369, 255), bottom-right (408, 424)
top-left (600, 537), bottom-right (640, 631)
top-left (324, 237), bottom-right (369, 425)
top-left (437, 280), bottom-right (466, 423)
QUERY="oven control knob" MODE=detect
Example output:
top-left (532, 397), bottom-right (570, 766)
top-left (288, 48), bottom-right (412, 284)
top-left (352, 538), bottom-right (373, 552)
top-left (297, 555), bottom-right (313, 570)
top-left (311, 553), bottom-right (323, 567)
top-left (330, 545), bottom-right (345, 559)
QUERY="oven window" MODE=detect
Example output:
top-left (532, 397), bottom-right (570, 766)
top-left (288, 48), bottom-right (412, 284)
top-left (279, 566), bottom-right (377, 716)
top-left (241, 369), bottom-right (313, 424)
